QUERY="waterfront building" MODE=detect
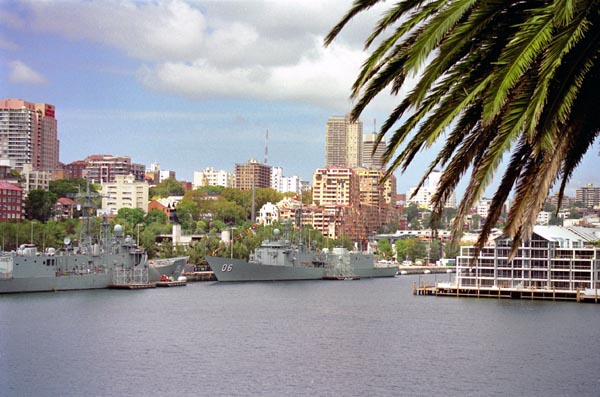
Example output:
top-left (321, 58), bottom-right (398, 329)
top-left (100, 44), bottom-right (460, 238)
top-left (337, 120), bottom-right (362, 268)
top-left (193, 167), bottom-right (235, 189)
top-left (0, 180), bottom-right (23, 221)
top-left (101, 174), bottom-right (149, 214)
top-left (362, 133), bottom-right (386, 170)
top-left (235, 159), bottom-right (271, 190)
top-left (325, 115), bottom-right (362, 168)
top-left (575, 183), bottom-right (600, 208)
top-left (0, 98), bottom-right (60, 172)
top-left (456, 226), bottom-right (600, 292)
top-left (83, 154), bottom-right (145, 183)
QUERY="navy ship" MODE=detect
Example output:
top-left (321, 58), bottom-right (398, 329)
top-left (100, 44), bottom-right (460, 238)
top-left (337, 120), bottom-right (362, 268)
top-left (0, 221), bottom-right (147, 294)
top-left (206, 229), bottom-right (328, 282)
top-left (148, 256), bottom-right (188, 282)
top-left (206, 229), bottom-right (397, 282)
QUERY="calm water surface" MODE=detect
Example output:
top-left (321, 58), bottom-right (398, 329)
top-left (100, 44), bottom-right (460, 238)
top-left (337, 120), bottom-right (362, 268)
top-left (1, 275), bottom-right (599, 396)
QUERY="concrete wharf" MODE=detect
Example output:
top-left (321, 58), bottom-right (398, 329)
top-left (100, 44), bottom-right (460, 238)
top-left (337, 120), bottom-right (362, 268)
top-left (109, 283), bottom-right (157, 290)
top-left (182, 271), bottom-right (216, 281)
top-left (413, 282), bottom-right (600, 303)
top-left (156, 280), bottom-right (187, 287)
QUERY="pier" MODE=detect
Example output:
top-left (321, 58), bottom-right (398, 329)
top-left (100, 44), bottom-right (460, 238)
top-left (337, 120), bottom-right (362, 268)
top-left (182, 271), bottom-right (217, 282)
top-left (156, 280), bottom-right (187, 287)
top-left (414, 282), bottom-right (600, 303)
top-left (109, 283), bottom-right (156, 290)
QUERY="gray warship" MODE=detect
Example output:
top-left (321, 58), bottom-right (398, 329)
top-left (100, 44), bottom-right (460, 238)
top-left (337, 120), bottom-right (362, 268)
top-left (148, 256), bottom-right (189, 282)
top-left (0, 220), bottom-right (147, 294)
top-left (206, 229), bottom-right (397, 282)
top-left (206, 229), bottom-right (328, 282)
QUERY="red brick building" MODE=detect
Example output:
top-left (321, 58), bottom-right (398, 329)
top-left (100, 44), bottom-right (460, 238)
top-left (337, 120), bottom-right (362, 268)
top-left (0, 181), bottom-right (23, 221)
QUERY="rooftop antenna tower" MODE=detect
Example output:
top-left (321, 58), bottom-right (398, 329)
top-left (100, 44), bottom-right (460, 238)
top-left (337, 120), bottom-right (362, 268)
top-left (264, 129), bottom-right (269, 164)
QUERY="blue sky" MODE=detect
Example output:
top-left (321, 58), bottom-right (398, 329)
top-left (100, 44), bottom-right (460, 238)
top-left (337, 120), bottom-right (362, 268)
top-left (1, 0), bottom-right (599, 197)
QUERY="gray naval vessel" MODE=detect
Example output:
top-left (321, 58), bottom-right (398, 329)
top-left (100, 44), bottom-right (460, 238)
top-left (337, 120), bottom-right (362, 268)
top-left (148, 256), bottom-right (189, 282)
top-left (206, 229), bottom-right (397, 282)
top-left (0, 221), bottom-right (147, 294)
top-left (206, 229), bottom-right (328, 282)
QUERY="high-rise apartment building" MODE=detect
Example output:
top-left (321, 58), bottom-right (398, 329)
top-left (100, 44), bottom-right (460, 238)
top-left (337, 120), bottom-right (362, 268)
top-left (83, 154), bottom-right (145, 183)
top-left (235, 159), bottom-right (271, 190)
top-left (0, 98), bottom-right (59, 171)
top-left (575, 183), bottom-right (600, 208)
top-left (312, 167), bottom-right (359, 207)
top-left (362, 133), bottom-right (386, 170)
top-left (325, 115), bottom-right (362, 168)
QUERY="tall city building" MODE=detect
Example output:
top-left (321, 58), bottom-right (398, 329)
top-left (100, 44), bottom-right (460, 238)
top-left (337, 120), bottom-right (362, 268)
top-left (362, 133), bottom-right (386, 170)
top-left (0, 98), bottom-right (60, 171)
top-left (235, 159), bottom-right (272, 190)
top-left (325, 115), bottom-right (362, 168)
top-left (312, 167), bottom-right (359, 207)
top-left (575, 183), bottom-right (600, 208)
top-left (83, 154), bottom-right (145, 183)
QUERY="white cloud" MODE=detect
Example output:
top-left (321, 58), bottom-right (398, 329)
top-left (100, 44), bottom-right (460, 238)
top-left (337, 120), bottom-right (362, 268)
top-left (26, 0), bottom-right (207, 62)
top-left (18, 0), bottom-right (400, 109)
top-left (8, 60), bottom-right (47, 85)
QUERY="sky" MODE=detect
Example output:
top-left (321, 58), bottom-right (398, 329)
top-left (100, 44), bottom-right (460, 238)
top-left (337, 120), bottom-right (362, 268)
top-left (1, 0), bottom-right (599, 197)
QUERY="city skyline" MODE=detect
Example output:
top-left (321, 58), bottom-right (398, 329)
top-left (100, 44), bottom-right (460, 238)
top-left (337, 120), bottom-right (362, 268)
top-left (2, 1), bottom-right (599, 196)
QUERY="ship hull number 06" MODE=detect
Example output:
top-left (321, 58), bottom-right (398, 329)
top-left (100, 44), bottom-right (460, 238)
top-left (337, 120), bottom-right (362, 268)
top-left (222, 264), bottom-right (233, 272)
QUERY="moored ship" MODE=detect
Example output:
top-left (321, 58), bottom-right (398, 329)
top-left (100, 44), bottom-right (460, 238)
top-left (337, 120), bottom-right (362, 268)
top-left (206, 229), bottom-right (328, 282)
top-left (206, 229), bottom-right (397, 282)
top-left (0, 222), bottom-right (147, 294)
top-left (148, 256), bottom-right (189, 282)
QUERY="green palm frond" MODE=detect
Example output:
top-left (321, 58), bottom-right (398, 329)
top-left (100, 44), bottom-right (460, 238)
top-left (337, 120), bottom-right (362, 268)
top-left (326, 0), bottom-right (600, 254)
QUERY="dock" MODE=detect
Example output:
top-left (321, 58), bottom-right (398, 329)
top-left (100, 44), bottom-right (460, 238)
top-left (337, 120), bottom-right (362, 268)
top-left (413, 282), bottom-right (600, 303)
top-left (181, 271), bottom-right (216, 282)
top-left (109, 283), bottom-right (157, 290)
top-left (156, 280), bottom-right (187, 287)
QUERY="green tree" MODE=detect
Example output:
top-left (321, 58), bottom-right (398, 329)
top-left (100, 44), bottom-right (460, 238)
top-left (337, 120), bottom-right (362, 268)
top-left (49, 178), bottom-right (97, 198)
top-left (150, 177), bottom-right (184, 198)
top-left (116, 208), bottom-right (145, 227)
top-left (24, 189), bottom-right (58, 222)
top-left (145, 209), bottom-right (167, 225)
top-left (377, 238), bottom-right (393, 259)
top-left (327, 1), bottom-right (600, 255)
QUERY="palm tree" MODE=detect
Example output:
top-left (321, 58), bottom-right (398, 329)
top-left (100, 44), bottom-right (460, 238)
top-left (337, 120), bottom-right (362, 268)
top-left (325, 0), bottom-right (600, 256)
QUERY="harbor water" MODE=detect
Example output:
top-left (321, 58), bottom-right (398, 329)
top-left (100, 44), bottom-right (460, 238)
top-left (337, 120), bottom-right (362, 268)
top-left (1, 275), bottom-right (599, 396)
